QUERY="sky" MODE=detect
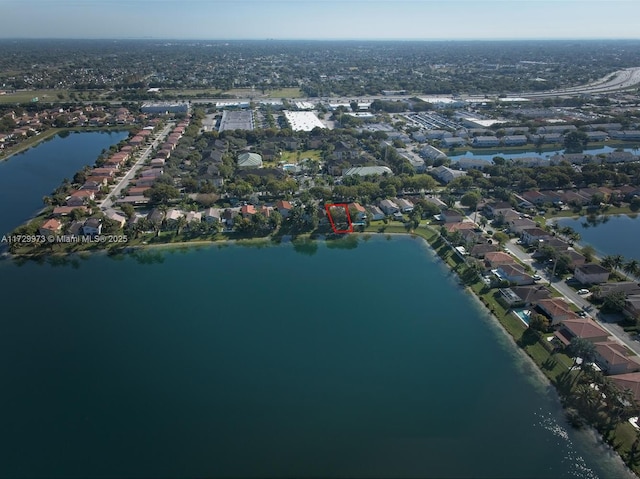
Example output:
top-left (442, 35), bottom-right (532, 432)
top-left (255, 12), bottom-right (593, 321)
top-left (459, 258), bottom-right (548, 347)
top-left (2, 0), bottom-right (640, 40)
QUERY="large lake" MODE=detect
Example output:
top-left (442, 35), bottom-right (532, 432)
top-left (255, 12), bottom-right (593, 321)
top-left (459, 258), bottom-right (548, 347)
top-left (0, 130), bottom-right (129, 236)
top-left (0, 237), bottom-right (633, 478)
top-left (557, 214), bottom-right (640, 262)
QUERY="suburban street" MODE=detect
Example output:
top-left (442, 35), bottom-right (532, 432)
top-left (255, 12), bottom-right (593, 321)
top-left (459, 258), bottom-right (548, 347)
top-left (99, 122), bottom-right (174, 211)
top-left (502, 237), bottom-right (640, 356)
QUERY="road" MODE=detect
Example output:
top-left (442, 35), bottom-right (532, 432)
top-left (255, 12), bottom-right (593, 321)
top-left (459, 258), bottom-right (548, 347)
top-left (99, 122), bottom-right (174, 211)
top-left (502, 237), bottom-right (640, 356)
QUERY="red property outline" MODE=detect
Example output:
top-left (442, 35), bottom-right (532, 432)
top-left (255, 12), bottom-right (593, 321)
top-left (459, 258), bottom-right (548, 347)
top-left (325, 203), bottom-right (354, 234)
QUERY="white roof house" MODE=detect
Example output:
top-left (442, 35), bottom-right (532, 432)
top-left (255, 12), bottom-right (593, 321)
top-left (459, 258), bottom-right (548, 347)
top-left (343, 166), bottom-right (393, 177)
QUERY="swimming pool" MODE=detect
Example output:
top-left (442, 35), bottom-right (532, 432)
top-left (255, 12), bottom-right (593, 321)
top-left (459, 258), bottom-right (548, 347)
top-left (513, 308), bottom-right (531, 326)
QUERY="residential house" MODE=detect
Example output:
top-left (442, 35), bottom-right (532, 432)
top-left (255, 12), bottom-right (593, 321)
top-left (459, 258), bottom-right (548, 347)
top-left (204, 208), bottom-right (222, 223)
top-left (52, 206), bottom-right (89, 217)
top-left (484, 251), bottom-right (516, 269)
top-left (610, 373), bottom-right (640, 403)
top-left (82, 218), bottom-right (102, 236)
top-left (443, 222), bottom-right (477, 234)
top-left (593, 341), bottom-right (640, 375)
top-left (472, 136), bottom-right (500, 148)
top-left (276, 200), bottom-right (293, 218)
top-left (395, 198), bottom-right (414, 213)
top-left (594, 282), bottom-right (640, 300)
top-left (380, 199), bottom-right (400, 215)
top-left (39, 218), bottom-right (62, 236)
top-left (348, 203), bottom-right (367, 222)
top-left (535, 298), bottom-right (579, 325)
top-left (484, 201), bottom-right (515, 219)
top-left (574, 263), bottom-right (610, 285)
top-left (431, 165), bottom-right (467, 184)
top-left (185, 211), bottom-right (202, 223)
top-left (554, 317), bottom-right (610, 346)
top-left (165, 209), bottom-right (184, 224)
top-left (508, 217), bottom-right (538, 234)
top-left (521, 227), bottom-right (553, 246)
top-left (105, 211), bottom-right (126, 228)
top-left (495, 264), bottom-right (535, 285)
top-left (368, 205), bottom-right (385, 221)
top-left (470, 243), bottom-right (499, 259)
top-left (502, 135), bottom-right (528, 146)
top-left (623, 296), bottom-right (640, 322)
top-left (241, 205), bottom-right (257, 217)
top-left (440, 209), bottom-right (464, 224)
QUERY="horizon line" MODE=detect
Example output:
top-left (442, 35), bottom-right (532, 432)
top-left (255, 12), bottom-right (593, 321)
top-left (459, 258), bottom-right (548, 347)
top-left (2, 37), bottom-right (640, 42)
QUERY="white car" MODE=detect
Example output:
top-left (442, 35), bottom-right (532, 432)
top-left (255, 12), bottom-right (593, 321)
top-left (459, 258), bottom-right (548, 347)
top-left (578, 289), bottom-right (590, 295)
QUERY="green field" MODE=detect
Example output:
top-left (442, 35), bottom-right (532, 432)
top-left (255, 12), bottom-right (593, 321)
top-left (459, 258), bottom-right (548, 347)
top-left (0, 90), bottom-right (71, 104)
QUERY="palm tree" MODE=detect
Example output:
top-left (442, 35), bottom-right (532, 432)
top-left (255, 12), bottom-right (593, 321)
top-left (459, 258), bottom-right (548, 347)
top-left (601, 255), bottom-right (616, 271)
top-left (613, 254), bottom-right (625, 272)
top-left (623, 259), bottom-right (640, 279)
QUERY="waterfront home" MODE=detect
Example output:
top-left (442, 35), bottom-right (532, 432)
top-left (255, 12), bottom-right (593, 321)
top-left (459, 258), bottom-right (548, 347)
top-left (150, 158), bottom-right (166, 168)
top-left (594, 282), bottom-right (640, 300)
top-left (185, 211), bottom-right (202, 223)
top-left (39, 218), bottom-right (62, 236)
top-left (574, 263), bottom-right (610, 285)
top-left (52, 206), bottom-right (89, 217)
top-left (470, 243), bottom-right (500, 259)
top-left (502, 135), bottom-right (528, 146)
top-left (495, 264), bottom-right (534, 286)
top-left (564, 250), bottom-right (587, 270)
top-left (380, 199), bottom-right (400, 215)
top-left (82, 218), bottom-right (102, 236)
top-left (276, 200), bottom-right (293, 218)
top-left (554, 317), bottom-right (610, 346)
top-left (85, 176), bottom-right (111, 187)
top-left (105, 210), bottom-right (126, 228)
top-left (484, 251), bottom-right (516, 269)
top-left (521, 227), bottom-right (553, 246)
top-left (499, 285), bottom-right (551, 307)
top-left (610, 373), bottom-right (640, 402)
top-left (593, 341), bottom-right (640, 375)
top-left (440, 209), bottom-right (464, 223)
top-left (348, 203), bottom-right (367, 222)
top-left (368, 205), bottom-right (385, 221)
top-left (204, 208), bottom-right (222, 223)
top-left (165, 209), bottom-right (184, 224)
top-left (472, 136), bottom-right (500, 148)
top-left (82, 181), bottom-right (103, 191)
top-left (535, 298), bottom-right (579, 325)
top-left (443, 222), bottom-right (477, 234)
top-left (395, 198), bottom-right (414, 213)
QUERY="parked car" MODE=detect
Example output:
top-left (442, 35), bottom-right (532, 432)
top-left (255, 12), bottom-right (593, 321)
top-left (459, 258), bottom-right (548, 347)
top-left (578, 289), bottom-right (590, 295)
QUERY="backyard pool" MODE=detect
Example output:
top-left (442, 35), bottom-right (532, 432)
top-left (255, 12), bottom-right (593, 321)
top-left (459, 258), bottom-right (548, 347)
top-left (513, 308), bottom-right (531, 326)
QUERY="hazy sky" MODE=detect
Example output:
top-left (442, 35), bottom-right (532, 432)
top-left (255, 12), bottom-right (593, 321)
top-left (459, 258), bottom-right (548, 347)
top-left (3, 0), bottom-right (640, 40)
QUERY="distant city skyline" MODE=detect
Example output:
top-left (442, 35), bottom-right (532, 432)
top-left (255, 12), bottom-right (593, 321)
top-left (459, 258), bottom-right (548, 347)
top-left (3, 0), bottom-right (640, 41)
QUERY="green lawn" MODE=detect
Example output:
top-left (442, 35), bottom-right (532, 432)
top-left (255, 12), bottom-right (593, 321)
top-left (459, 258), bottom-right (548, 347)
top-left (279, 149), bottom-right (322, 164)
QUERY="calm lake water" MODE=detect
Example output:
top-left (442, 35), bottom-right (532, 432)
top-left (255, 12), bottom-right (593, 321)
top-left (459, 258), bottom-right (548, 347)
top-left (0, 237), bottom-right (633, 478)
top-left (450, 145), bottom-right (637, 162)
top-left (557, 214), bottom-right (640, 262)
top-left (0, 130), bottom-right (129, 236)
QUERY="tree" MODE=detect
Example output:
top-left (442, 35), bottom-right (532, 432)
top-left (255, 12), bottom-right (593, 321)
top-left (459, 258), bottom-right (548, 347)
top-left (603, 291), bottom-right (627, 313)
top-left (460, 191), bottom-right (481, 211)
top-left (146, 183), bottom-right (180, 205)
top-left (529, 313), bottom-right (550, 333)
top-left (581, 245), bottom-right (595, 263)
top-left (120, 203), bottom-right (135, 220)
top-left (567, 336), bottom-right (596, 368)
top-left (564, 131), bottom-right (589, 153)
top-left (623, 259), bottom-right (640, 279)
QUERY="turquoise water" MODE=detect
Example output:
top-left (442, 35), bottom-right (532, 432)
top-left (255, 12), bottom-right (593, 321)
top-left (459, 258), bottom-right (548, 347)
top-left (557, 214), bottom-right (640, 262)
top-left (513, 308), bottom-right (531, 326)
top-left (0, 130), bottom-right (129, 235)
top-left (0, 237), bottom-right (633, 478)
